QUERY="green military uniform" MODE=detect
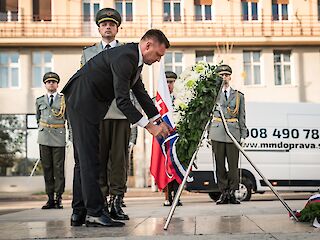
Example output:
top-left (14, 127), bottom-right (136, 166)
top-left (80, 7), bottom-right (131, 221)
top-left (209, 65), bottom-right (247, 204)
top-left (36, 72), bottom-right (66, 209)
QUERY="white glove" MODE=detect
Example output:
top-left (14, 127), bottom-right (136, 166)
top-left (128, 142), bottom-right (135, 148)
top-left (240, 138), bottom-right (245, 146)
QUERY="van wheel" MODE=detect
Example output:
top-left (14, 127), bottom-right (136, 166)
top-left (235, 177), bottom-right (252, 201)
top-left (208, 192), bottom-right (221, 202)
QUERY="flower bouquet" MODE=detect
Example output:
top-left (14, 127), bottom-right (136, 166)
top-left (173, 61), bottom-right (222, 166)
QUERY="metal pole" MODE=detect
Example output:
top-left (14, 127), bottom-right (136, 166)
top-left (29, 158), bottom-right (40, 177)
top-left (216, 104), bottom-right (299, 222)
top-left (164, 116), bottom-right (212, 230)
top-left (164, 83), bottom-right (224, 230)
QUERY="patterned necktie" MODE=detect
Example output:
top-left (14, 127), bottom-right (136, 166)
top-left (49, 95), bottom-right (54, 106)
top-left (224, 90), bottom-right (228, 101)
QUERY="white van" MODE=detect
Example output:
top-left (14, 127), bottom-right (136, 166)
top-left (185, 102), bottom-right (320, 201)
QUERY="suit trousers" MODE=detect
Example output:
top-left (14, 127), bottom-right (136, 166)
top-left (212, 141), bottom-right (240, 192)
top-left (67, 106), bottom-right (104, 217)
top-left (99, 119), bottom-right (131, 197)
top-left (39, 145), bottom-right (65, 196)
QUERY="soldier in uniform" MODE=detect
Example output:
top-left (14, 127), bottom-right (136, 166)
top-left (36, 72), bottom-right (66, 209)
top-left (209, 65), bottom-right (247, 205)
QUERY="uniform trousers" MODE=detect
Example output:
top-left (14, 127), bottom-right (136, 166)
top-left (212, 141), bottom-right (240, 192)
top-left (39, 145), bottom-right (65, 196)
top-left (99, 119), bottom-right (131, 197)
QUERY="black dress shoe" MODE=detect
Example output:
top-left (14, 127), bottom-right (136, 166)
top-left (85, 210), bottom-right (125, 227)
top-left (216, 191), bottom-right (229, 205)
top-left (229, 190), bottom-right (241, 204)
top-left (110, 195), bottom-right (129, 220)
top-left (71, 212), bottom-right (86, 227)
top-left (42, 199), bottom-right (55, 209)
top-left (177, 200), bottom-right (183, 206)
top-left (55, 196), bottom-right (63, 209)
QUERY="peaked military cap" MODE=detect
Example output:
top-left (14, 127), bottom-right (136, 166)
top-left (96, 8), bottom-right (121, 27)
top-left (165, 71), bottom-right (177, 81)
top-left (217, 64), bottom-right (232, 75)
top-left (43, 72), bottom-right (60, 83)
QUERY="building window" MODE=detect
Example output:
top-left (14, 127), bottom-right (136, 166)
top-left (33, 0), bottom-right (51, 21)
top-left (243, 51), bottom-right (261, 85)
top-left (195, 50), bottom-right (214, 63)
top-left (272, 0), bottom-right (288, 21)
top-left (194, 2), bottom-right (212, 21)
top-left (164, 52), bottom-right (183, 76)
top-left (82, 1), bottom-right (100, 22)
top-left (115, 0), bottom-right (133, 22)
top-left (318, 0), bottom-right (320, 21)
top-left (163, 0), bottom-right (181, 22)
top-left (0, 0), bottom-right (18, 21)
top-left (274, 50), bottom-right (291, 85)
top-left (32, 52), bottom-right (53, 88)
top-left (0, 52), bottom-right (19, 88)
top-left (241, 0), bottom-right (258, 21)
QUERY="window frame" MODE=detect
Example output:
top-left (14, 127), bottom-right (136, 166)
top-left (31, 51), bottom-right (53, 88)
top-left (0, 0), bottom-right (19, 22)
top-left (115, 0), bottom-right (133, 22)
top-left (164, 51), bottom-right (184, 76)
top-left (32, 0), bottom-right (52, 22)
top-left (272, 2), bottom-right (289, 21)
top-left (163, 0), bottom-right (181, 22)
top-left (0, 51), bottom-right (20, 89)
top-left (194, 4), bottom-right (213, 21)
top-left (273, 50), bottom-right (292, 86)
top-left (243, 50), bottom-right (262, 86)
top-left (241, 1), bottom-right (260, 21)
top-left (195, 50), bottom-right (214, 63)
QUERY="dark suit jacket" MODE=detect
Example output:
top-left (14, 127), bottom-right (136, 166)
top-left (62, 43), bottom-right (159, 125)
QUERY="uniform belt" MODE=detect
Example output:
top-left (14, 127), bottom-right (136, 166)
top-left (40, 121), bottom-right (65, 129)
top-left (214, 117), bottom-right (238, 123)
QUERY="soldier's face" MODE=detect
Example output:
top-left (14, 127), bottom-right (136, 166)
top-left (98, 21), bottom-right (118, 39)
top-left (167, 80), bottom-right (175, 93)
top-left (220, 73), bottom-right (231, 85)
top-left (143, 40), bottom-right (166, 65)
top-left (45, 81), bottom-right (58, 92)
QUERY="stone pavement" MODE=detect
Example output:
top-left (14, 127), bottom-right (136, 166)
top-left (0, 194), bottom-right (319, 240)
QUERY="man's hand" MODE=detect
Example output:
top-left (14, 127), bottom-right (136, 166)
top-left (145, 122), bottom-right (171, 138)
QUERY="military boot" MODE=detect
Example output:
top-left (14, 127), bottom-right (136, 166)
top-left (110, 195), bottom-right (129, 220)
top-left (55, 194), bottom-right (63, 209)
top-left (216, 190), bottom-right (229, 205)
top-left (42, 194), bottom-right (55, 209)
top-left (229, 190), bottom-right (241, 204)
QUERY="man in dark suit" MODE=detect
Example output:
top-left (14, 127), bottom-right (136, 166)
top-left (62, 29), bottom-right (171, 227)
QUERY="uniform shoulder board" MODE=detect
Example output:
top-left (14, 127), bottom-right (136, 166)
top-left (83, 43), bottom-right (95, 50)
top-left (36, 94), bottom-right (45, 100)
top-left (237, 90), bottom-right (244, 95)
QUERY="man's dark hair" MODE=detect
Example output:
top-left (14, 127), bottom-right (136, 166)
top-left (141, 29), bottom-right (170, 48)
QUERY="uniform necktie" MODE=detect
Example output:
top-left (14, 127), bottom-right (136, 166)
top-left (104, 44), bottom-right (111, 50)
top-left (224, 90), bottom-right (228, 101)
top-left (49, 94), bottom-right (54, 107)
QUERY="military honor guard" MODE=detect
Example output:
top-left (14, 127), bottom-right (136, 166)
top-left (209, 65), bottom-right (248, 205)
top-left (36, 72), bottom-right (66, 209)
top-left (62, 29), bottom-right (171, 227)
top-left (80, 7), bottom-right (131, 220)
